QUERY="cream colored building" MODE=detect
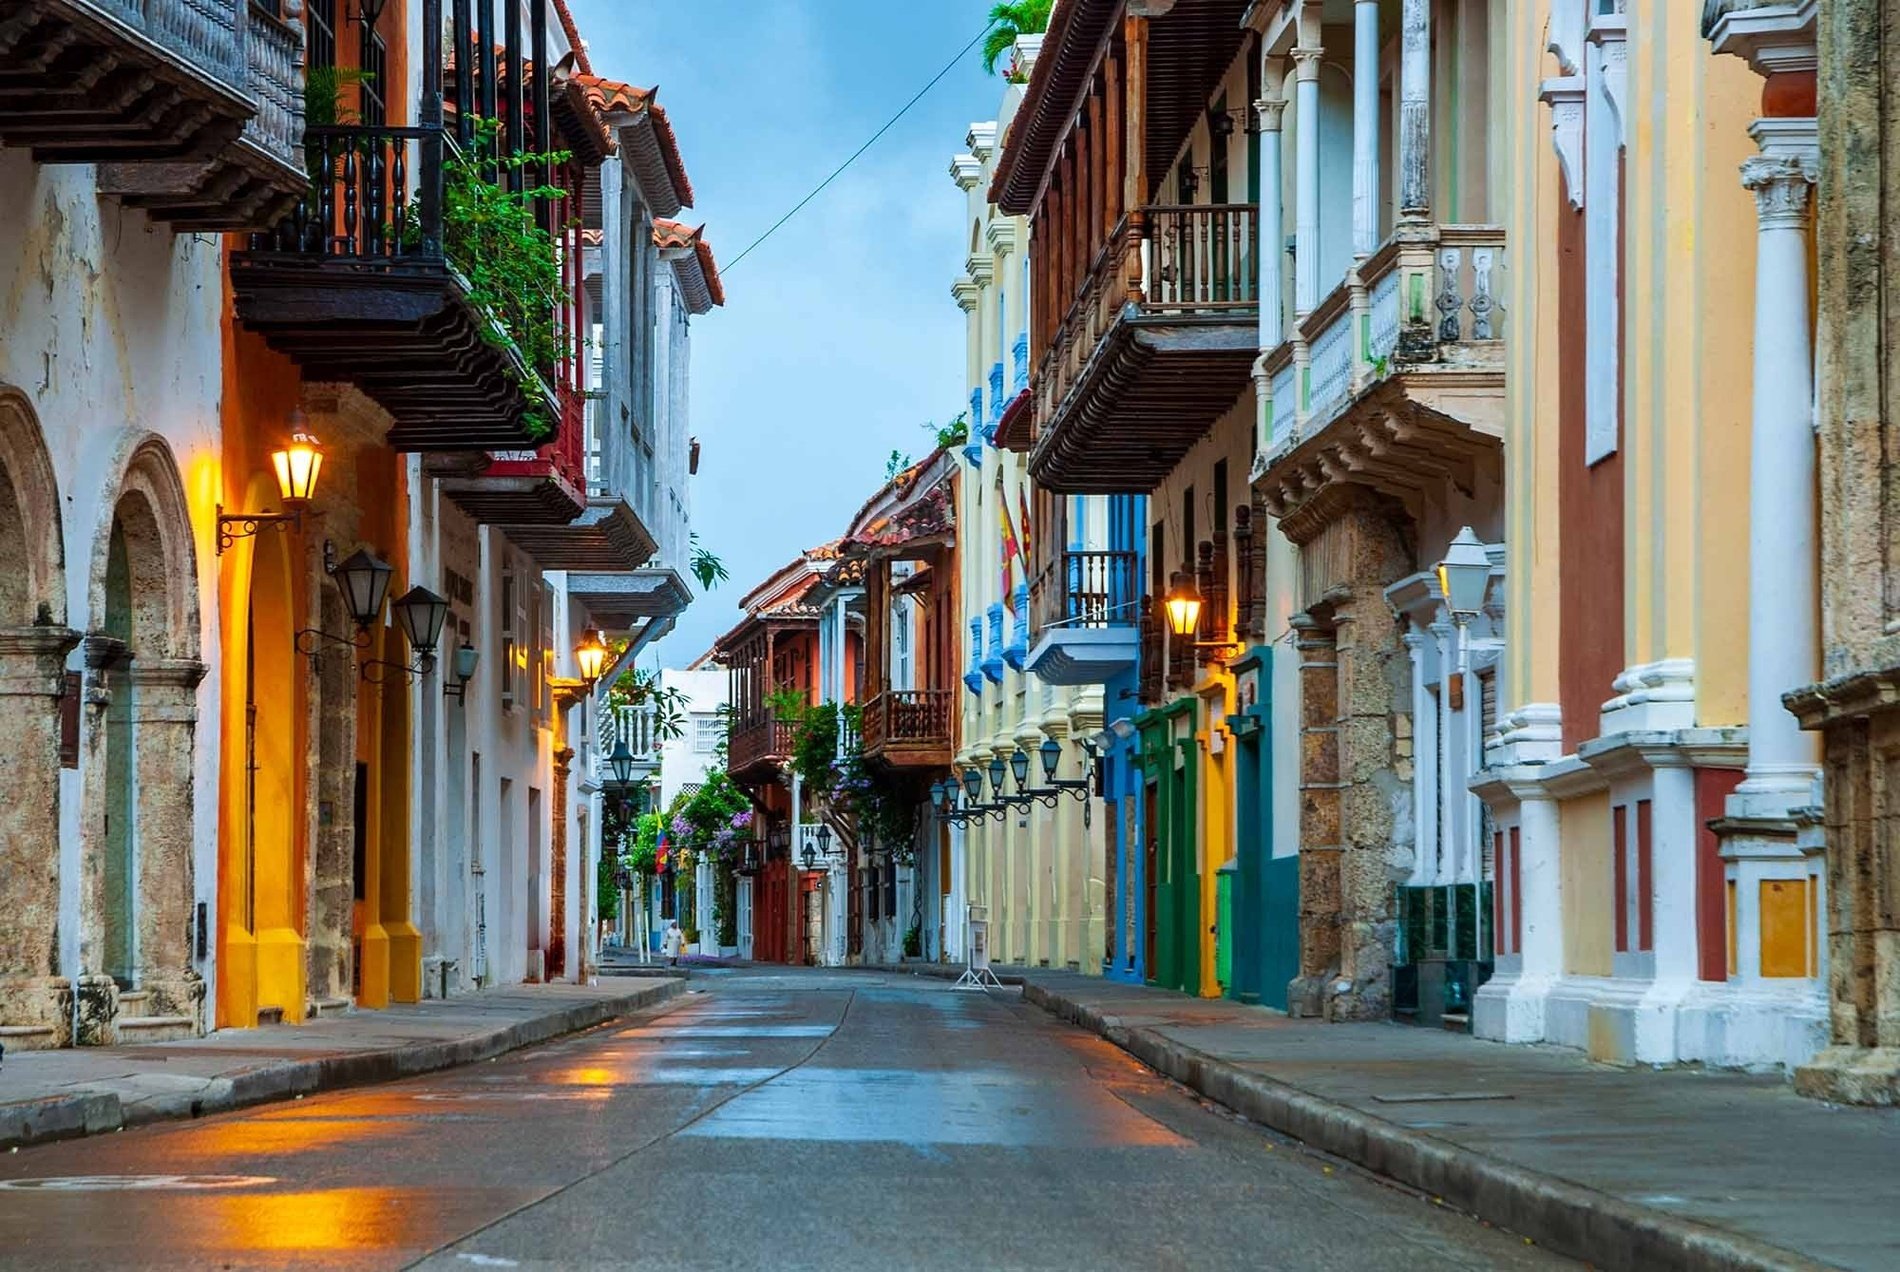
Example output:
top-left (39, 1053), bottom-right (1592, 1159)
top-left (946, 38), bottom-right (1108, 973)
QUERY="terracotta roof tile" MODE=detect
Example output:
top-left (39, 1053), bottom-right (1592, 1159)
top-left (552, 0), bottom-right (592, 74)
top-left (573, 75), bottom-right (695, 211)
top-left (652, 218), bottom-right (726, 308)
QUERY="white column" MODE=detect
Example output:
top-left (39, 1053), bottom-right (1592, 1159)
top-left (1352, 0), bottom-right (1381, 253)
top-left (1398, 0), bottom-right (1431, 219)
top-left (1256, 93), bottom-right (1287, 350)
top-left (1736, 127), bottom-right (1820, 814)
top-left (1292, 46), bottom-right (1323, 316)
top-left (1405, 630), bottom-right (1437, 886)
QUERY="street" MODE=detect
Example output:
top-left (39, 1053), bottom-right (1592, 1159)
top-left (0, 969), bottom-right (1564, 1270)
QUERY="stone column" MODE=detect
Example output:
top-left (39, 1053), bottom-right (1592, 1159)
top-left (1292, 45), bottom-right (1324, 317)
top-left (0, 627), bottom-right (80, 1047)
top-left (1352, 0), bottom-right (1381, 254)
top-left (549, 746), bottom-right (572, 979)
top-left (1288, 615), bottom-right (1340, 1016)
top-left (1399, 0), bottom-right (1432, 219)
top-left (130, 658), bottom-right (209, 1029)
top-left (1736, 130), bottom-right (1820, 814)
top-left (1255, 92), bottom-right (1288, 350)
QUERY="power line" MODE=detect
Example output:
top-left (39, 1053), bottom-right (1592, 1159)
top-left (723, 19), bottom-right (997, 274)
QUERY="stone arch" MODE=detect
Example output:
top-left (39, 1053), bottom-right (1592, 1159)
top-left (0, 386), bottom-right (75, 1048)
top-left (89, 432), bottom-right (201, 662)
top-left (78, 430), bottom-right (206, 1042)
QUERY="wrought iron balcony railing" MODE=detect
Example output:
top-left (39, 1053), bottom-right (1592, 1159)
top-left (1030, 549), bottom-right (1139, 640)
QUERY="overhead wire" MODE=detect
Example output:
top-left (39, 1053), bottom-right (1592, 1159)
top-left (722, 18), bottom-right (999, 274)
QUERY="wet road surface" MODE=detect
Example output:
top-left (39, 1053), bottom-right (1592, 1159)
top-left (0, 968), bottom-right (1569, 1270)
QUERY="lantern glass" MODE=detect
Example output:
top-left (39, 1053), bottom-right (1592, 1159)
top-left (816, 824), bottom-right (832, 853)
top-left (1164, 570), bottom-right (1202, 638)
top-left (453, 641), bottom-right (480, 685)
top-left (270, 417), bottom-right (323, 509)
top-left (1040, 736), bottom-right (1062, 782)
top-left (575, 629), bottom-right (609, 684)
top-left (962, 767), bottom-right (983, 801)
top-left (393, 586), bottom-right (450, 657)
top-left (1436, 526), bottom-right (1492, 619)
top-left (607, 737), bottom-right (636, 788)
top-left (1009, 748), bottom-right (1030, 790)
top-left (930, 780), bottom-right (948, 811)
top-left (987, 757), bottom-right (1006, 797)
top-left (802, 845), bottom-right (817, 870)
top-left (334, 549), bottom-right (393, 630)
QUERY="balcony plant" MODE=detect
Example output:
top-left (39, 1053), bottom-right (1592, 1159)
top-left (981, 0), bottom-right (1052, 78)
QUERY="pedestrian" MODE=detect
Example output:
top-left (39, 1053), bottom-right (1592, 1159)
top-left (662, 920), bottom-right (683, 967)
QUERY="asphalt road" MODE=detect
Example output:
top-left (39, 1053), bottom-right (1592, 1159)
top-left (0, 968), bottom-right (1569, 1270)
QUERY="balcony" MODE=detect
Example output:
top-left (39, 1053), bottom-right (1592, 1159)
top-left (230, 125), bottom-right (561, 452)
top-left (595, 702), bottom-right (660, 786)
top-left (98, 1), bottom-right (306, 232)
top-left (1253, 224), bottom-right (1506, 541)
top-left (1026, 550), bottom-right (1140, 686)
top-left (0, 0), bottom-right (252, 164)
top-left (860, 689), bottom-right (953, 770)
top-left (437, 388), bottom-right (588, 526)
top-left (729, 715), bottom-right (796, 785)
top-left (1029, 203), bottom-right (1259, 494)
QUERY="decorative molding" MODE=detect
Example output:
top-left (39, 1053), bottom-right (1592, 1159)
top-left (949, 153), bottom-right (983, 192)
top-left (1587, 10), bottom-right (1628, 145)
top-left (1599, 659), bottom-right (1698, 736)
top-left (1707, 0), bottom-right (1818, 76)
top-left (984, 217), bottom-right (1019, 257)
top-left (1253, 95), bottom-right (1287, 133)
top-left (1538, 76), bottom-right (1586, 208)
top-left (1546, 0), bottom-right (1587, 76)
top-left (966, 121), bottom-right (998, 162)
top-left (951, 275), bottom-right (980, 312)
top-left (966, 253), bottom-right (996, 286)
top-left (1741, 153), bottom-right (1815, 229)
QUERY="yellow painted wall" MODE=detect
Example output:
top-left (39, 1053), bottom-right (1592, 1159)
top-left (1560, 792), bottom-right (1612, 977)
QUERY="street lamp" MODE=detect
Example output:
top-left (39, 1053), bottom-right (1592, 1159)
top-left (607, 736), bottom-right (637, 789)
top-left (802, 842), bottom-right (817, 871)
top-left (987, 756), bottom-right (1007, 801)
top-left (363, 584), bottom-right (451, 683)
top-left (1009, 747), bottom-right (1031, 792)
top-left (217, 413), bottom-right (324, 554)
top-left (1039, 736), bottom-right (1063, 783)
top-left (575, 629), bottom-right (609, 688)
top-left (294, 546), bottom-right (391, 672)
top-left (444, 641), bottom-right (480, 701)
top-left (1436, 526), bottom-right (1492, 713)
top-left (1164, 569), bottom-right (1203, 638)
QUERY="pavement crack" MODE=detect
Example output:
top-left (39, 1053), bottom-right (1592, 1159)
top-left (400, 987), bottom-right (858, 1271)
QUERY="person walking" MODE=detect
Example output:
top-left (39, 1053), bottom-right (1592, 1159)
top-left (662, 920), bottom-right (683, 967)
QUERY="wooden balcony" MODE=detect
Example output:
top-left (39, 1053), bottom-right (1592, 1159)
top-left (230, 125), bottom-right (560, 452)
top-left (438, 388), bottom-right (589, 527)
top-left (1029, 203), bottom-right (1259, 494)
top-left (1253, 224), bottom-right (1507, 543)
top-left (1027, 550), bottom-right (1141, 686)
top-left (860, 689), bottom-right (953, 770)
top-left (729, 716), bottom-right (796, 786)
top-left (0, 0), bottom-right (252, 163)
top-left (97, 1), bottom-right (307, 232)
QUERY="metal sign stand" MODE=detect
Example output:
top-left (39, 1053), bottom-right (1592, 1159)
top-left (953, 903), bottom-right (1004, 990)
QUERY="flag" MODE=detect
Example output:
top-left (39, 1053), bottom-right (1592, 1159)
top-left (1018, 485), bottom-right (1034, 566)
top-left (998, 468), bottom-right (1021, 613)
top-left (656, 826), bottom-right (669, 872)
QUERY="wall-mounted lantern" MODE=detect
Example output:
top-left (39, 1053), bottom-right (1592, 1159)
top-left (217, 414), bottom-right (324, 555)
top-left (443, 641), bottom-right (480, 701)
top-left (363, 585), bottom-right (451, 683)
top-left (294, 545), bottom-right (391, 672)
top-left (575, 628), bottom-right (609, 689)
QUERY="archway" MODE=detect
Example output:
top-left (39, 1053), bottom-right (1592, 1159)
top-left (0, 388), bottom-right (73, 1048)
top-left (245, 511), bottom-right (304, 1022)
top-left (83, 435), bottom-right (205, 1043)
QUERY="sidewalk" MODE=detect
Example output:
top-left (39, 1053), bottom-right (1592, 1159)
top-left (0, 979), bottom-right (681, 1152)
top-left (958, 968), bottom-right (1898, 1272)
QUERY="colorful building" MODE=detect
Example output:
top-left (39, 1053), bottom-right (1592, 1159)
top-left (949, 44), bottom-right (1112, 978)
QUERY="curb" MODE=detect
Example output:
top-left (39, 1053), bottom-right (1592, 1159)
top-left (0, 979), bottom-right (684, 1153)
top-left (1023, 983), bottom-right (1835, 1272)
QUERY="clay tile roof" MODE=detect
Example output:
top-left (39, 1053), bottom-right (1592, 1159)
top-left (575, 73), bottom-right (652, 116)
top-left (574, 75), bottom-right (695, 213)
top-left (552, 0), bottom-right (592, 74)
top-left (652, 218), bottom-right (727, 310)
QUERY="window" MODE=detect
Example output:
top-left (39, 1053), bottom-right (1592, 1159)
top-left (359, 25), bottom-right (387, 125)
top-left (500, 566), bottom-right (519, 711)
top-left (692, 715), bottom-right (720, 754)
top-left (536, 579), bottom-right (554, 723)
top-left (307, 0), bottom-right (336, 71)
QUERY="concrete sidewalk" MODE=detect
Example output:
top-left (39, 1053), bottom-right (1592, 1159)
top-left (0, 979), bottom-right (681, 1152)
top-left (954, 968), bottom-right (1897, 1272)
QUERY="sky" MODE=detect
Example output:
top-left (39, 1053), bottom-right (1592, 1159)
top-left (565, 0), bottom-right (1006, 667)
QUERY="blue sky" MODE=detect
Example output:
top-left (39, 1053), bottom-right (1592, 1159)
top-left (566, 0), bottom-right (1003, 665)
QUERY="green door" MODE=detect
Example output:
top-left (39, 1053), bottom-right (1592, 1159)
top-left (1140, 700), bottom-right (1200, 995)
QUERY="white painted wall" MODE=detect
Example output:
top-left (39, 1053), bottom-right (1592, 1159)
top-left (658, 667), bottom-right (728, 810)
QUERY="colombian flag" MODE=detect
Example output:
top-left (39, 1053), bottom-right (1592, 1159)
top-left (998, 469), bottom-right (1022, 613)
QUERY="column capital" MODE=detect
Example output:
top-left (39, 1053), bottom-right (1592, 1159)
top-left (1253, 96), bottom-right (1287, 132)
top-left (1291, 46), bottom-right (1323, 81)
top-left (1741, 153), bottom-right (1816, 228)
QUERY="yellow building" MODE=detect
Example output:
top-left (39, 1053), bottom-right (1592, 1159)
top-left (1474, 0), bottom-right (1823, 1070)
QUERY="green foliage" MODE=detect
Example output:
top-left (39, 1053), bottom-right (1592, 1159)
top-left (689, 533), bottom-right (729, 592)
top-left (765, 684), bottom-right (812, 723)
top-left (625, 811), bottom-right (665, 875)
top-left (596, 853), bottom-right (620, 922)
top-left (669, 770), bottom-right (756, 863)
top-left (885, 449), bottom-right (912, 481)
top-left (304, 65), bottom-right (374, 127)
top-left (605, 657), bottom-right (689, 743)
top-left (981, 0), bottom-right (1054, 77)
top-left (714, 870), bottom-right (738, 948)
top-left (903, 923), bottom-right (922, 959)
top-left (435, 119), bottom-right (571, 441)
top-left (926, 412), bottom-right (970, 451)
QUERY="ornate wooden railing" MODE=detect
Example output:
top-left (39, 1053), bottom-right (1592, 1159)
top-left (1035, 203), bottom-right (1258, 450)
top-left (861, 690), bottom-right (953, 753)
top-left (95, 0), bottom-right (246, 85)
top-left (250, 123), bottom-right (442, 261)
top-left (1030, 550), bottom-right (1138, 639)
top-left (729, 716), bottom-right (796, 774)
top-left (242, 0), bottom-right (303, 172)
